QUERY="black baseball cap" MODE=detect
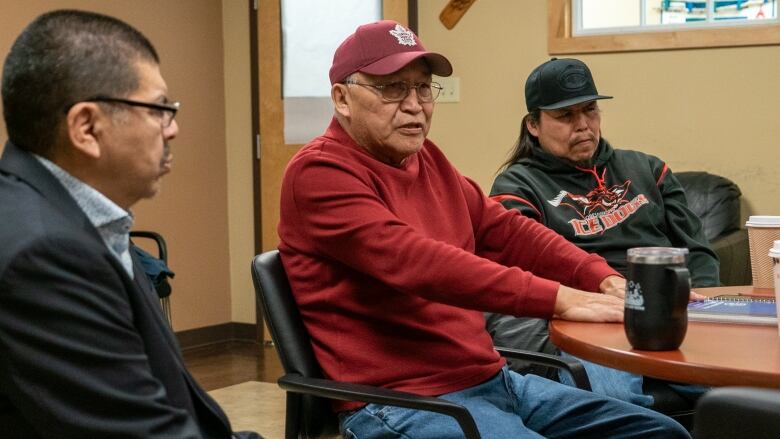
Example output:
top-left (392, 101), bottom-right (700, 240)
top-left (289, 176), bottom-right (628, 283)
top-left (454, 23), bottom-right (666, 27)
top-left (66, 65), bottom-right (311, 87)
top-left (524, 58), bottom-right (612, 112)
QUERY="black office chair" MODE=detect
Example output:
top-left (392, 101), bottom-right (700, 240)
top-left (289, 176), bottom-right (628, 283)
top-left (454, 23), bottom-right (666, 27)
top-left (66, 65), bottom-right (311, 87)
top-left (130, 230), bottom-right (174, 326)
top-left (693, 387), bottom-right (780, 438)
top-left (676, 171), bottom-right (750, 286)
top-left (251, 250), bottom-right (591, 439)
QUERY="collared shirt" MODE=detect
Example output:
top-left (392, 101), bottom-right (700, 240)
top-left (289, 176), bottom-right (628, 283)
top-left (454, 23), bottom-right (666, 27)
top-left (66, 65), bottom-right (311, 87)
top-left (34, 155), bottom-right (135, 278)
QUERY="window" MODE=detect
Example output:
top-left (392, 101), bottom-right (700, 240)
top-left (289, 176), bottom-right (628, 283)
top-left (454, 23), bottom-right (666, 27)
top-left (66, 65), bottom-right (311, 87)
top-left (548, 0), bottom-right (780, 54)
top-left (281, 0), bottom-right (381, 144)
top-left (576, 0), bottom-right (777, 35)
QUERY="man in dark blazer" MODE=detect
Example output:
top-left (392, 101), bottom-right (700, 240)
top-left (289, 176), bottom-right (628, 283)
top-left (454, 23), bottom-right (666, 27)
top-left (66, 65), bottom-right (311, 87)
top-left (0, 10), bottom-right (261, 438)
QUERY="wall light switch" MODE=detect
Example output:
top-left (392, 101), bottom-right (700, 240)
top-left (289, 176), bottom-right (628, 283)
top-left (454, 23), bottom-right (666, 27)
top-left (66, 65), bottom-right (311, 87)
top-left (436, 76), bottom-right (460, 103)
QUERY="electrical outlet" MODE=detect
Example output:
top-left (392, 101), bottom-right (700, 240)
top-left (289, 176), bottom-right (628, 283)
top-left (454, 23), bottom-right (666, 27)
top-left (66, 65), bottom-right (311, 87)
top-left (436, 76), bottom-right (460, 103)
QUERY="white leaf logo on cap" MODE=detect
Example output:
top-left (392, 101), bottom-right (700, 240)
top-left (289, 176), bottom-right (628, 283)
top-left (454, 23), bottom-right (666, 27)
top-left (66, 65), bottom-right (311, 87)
top-left (389, 24), bottom-right (416, 46)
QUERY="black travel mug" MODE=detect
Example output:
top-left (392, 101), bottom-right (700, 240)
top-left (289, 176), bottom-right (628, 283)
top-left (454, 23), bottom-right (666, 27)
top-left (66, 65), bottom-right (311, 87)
top-left (624, 247), bottom-right (690, 351)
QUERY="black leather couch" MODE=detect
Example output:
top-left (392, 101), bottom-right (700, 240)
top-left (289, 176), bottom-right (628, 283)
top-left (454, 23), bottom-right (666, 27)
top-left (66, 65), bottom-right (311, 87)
top-left (676, 171), bottom-right (750, 286)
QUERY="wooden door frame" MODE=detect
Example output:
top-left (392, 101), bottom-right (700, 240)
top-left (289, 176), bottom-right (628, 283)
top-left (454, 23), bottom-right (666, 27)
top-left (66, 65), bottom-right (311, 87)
top-left (249, 0), bottom-right (263, 342)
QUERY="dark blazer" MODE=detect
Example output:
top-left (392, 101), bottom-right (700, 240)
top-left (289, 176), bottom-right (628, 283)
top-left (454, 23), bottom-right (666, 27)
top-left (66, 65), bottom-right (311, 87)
top-left (0, 142), bottom-right (254, 438)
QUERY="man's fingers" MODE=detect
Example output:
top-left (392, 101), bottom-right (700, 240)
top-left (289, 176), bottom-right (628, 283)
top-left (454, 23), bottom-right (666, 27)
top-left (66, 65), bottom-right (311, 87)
top-left (689, 290), bottom-right (706, 302)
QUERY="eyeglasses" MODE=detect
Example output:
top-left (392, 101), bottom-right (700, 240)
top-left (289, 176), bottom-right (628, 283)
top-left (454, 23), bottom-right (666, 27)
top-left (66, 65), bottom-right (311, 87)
top-left (344, 80), bottom-right (442, 103)
top-left (76, 96), bottom-right (181, 127)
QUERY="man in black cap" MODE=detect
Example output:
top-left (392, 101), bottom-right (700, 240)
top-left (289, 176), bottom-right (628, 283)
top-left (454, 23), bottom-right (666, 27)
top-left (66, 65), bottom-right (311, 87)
top-left (488, 57), bottom-right (717, 408)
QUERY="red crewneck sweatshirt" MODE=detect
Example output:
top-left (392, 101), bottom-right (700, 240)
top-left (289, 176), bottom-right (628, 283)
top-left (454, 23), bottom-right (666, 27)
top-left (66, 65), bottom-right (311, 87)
top-left (278, 119), bottom-right (617, 411)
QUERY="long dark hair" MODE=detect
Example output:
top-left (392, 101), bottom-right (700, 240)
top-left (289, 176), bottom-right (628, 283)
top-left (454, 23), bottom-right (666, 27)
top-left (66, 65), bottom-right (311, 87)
top-left (498, 110), bottom-right (540, 173)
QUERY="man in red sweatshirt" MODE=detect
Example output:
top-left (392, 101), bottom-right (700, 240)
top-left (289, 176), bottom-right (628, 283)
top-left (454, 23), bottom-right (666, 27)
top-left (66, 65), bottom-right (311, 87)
top-left (278, 20), bottom-right (689, 439)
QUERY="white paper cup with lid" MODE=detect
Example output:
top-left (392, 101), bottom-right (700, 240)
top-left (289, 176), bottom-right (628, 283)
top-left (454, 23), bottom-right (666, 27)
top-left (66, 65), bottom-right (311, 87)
top-left (746, 216), bottom-right (780, 288)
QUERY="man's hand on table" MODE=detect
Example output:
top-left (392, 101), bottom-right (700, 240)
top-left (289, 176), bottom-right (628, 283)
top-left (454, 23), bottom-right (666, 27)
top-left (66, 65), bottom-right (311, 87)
top-left (689, 289), bottom-right (706, 302)
top-left (599, 275), bottom-right (626, 299)
top-left (554, 285), bottom-right (624, 323)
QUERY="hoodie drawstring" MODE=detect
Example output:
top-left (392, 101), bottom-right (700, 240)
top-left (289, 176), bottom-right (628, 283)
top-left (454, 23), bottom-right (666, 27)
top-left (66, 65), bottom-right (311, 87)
top-left (576, 165), bottom-right (607, 189)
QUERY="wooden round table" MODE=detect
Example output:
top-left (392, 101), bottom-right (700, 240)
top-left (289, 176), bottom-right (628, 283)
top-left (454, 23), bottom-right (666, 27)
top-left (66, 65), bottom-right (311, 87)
top-left (549, 286), bottom-right (780, 389)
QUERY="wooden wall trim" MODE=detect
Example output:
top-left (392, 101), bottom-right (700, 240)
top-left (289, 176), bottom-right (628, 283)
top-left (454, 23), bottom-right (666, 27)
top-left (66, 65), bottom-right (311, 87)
top-left (383, 0), bottom-right (409, 26)
top-left (177, 322), bottom-right (258, 350)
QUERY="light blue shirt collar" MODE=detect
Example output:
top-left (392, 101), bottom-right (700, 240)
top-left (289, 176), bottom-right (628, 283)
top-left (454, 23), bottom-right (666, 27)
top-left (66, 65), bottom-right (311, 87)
top-left (34, 155), bottom-right (135, 278)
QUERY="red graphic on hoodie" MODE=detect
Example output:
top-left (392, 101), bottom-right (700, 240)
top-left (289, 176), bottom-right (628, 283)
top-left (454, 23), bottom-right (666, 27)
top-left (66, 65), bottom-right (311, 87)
top-left (547, 167), bottom-right (649, 236)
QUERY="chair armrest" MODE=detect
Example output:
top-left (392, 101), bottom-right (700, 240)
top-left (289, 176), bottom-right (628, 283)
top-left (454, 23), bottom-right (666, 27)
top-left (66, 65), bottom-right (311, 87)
top-left (278, 373), bottom-right (481, 439)
top-left (496, 347), bottom-right (592, 391)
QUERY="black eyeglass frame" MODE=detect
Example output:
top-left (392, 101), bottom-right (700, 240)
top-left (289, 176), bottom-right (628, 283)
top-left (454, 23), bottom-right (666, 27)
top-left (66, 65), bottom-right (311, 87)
top-left (343, 80), bottom-right (443, 103)
top-left (67, 96), bottom-right (181, 127)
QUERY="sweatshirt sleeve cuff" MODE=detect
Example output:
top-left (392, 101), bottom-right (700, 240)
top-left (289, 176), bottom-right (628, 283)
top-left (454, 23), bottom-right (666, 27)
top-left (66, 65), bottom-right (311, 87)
top-left (516, 276), bottom-right (560, 319)
top-left (575, 256), bottom-right (622, 292)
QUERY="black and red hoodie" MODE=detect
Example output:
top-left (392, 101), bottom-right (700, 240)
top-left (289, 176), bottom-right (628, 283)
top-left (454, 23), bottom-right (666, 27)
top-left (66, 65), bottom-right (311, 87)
top-left (490, 139), bottom-right (719, 287)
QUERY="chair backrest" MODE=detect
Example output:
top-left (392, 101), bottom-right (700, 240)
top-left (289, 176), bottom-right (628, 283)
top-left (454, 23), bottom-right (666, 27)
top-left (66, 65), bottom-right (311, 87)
top-left (251, 250), bottom-right (339, 438)
top-left (693, 386), bottom-right (780, 439)
top-left (676, 171), bottom-right (742, 241)
top-left (130, 230), bottom-right (173, 326)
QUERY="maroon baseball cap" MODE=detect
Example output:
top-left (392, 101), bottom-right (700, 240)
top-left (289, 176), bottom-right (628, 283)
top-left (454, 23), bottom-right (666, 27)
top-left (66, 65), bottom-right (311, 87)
top-left (329, 20), bottom-right (453, 84)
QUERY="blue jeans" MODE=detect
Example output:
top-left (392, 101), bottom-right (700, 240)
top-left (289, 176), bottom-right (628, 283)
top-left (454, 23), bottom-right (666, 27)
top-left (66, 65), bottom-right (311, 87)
top-left (557, 351), bottom-right (709, 408)
top-left (339, 366), bottom-right (689, 439)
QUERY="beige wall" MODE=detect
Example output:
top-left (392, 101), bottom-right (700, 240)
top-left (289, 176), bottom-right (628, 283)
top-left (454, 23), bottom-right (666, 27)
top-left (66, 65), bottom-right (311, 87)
top-left (418, 0), bottom-right (780, 219)
top-left (0, 0), bottom-right (239, 331)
